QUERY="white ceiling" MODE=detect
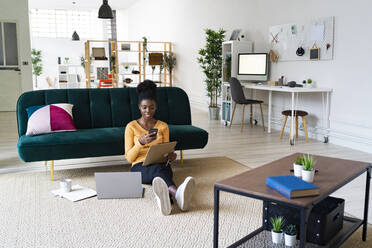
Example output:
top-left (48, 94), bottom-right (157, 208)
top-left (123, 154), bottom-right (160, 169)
top-left (28, 0), bottom-right (138, 10)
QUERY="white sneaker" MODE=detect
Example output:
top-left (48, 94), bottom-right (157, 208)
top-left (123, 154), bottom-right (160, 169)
top-left (152, 177), bottom-right (172, 216)
top-left (175, 176), bottom-right (195, 211)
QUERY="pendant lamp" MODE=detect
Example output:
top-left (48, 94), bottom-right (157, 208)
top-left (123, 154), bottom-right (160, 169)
top-left (72, 31), bottom-right (80, 41)
top-left (98, 0), bottom-right (113, 19)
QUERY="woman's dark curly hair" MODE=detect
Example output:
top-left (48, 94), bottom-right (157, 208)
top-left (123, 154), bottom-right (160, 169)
top-left (137, 80), bottom-right (157, 104)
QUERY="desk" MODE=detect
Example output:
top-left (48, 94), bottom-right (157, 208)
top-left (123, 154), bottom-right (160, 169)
top-left (242, 83), bottom-right (332, 145)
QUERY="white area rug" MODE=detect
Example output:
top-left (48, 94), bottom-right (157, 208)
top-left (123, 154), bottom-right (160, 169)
top-left (0, 157), bottom-right (370, 248)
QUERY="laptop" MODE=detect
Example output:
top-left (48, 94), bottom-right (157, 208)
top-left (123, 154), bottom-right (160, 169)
top-left (95, 172), bottom-right (143, 199)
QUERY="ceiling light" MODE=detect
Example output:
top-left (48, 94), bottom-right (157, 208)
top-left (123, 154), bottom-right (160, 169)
top-left (98, 0), bottom-right (113, 19)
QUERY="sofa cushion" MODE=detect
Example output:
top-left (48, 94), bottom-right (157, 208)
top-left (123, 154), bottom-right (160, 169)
top-left (26, 104), bottom-right (77, 136)
top-left (169, 125), bottom-right (208, 151)
top-left (18, 127), bottom-right (125, 162)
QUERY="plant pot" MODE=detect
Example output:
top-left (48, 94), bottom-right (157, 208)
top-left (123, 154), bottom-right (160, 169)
top-left (293, 163), bottom-right (303, 177)
top-left (302, 169), bottom-right (315, 183)
top-left (271, 230), bottom-right (283, 244)
top-left (208, 106), bottom-right (220, 120)
top-left (284, 233), bottom-right (297, 247)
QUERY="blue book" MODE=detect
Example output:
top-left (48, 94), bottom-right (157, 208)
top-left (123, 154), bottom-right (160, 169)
top-left (266, 175), bottom-right (320, 199)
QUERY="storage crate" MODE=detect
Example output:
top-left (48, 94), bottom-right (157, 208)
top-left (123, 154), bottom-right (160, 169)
top-left (264, 196), bottom-right (345, 245)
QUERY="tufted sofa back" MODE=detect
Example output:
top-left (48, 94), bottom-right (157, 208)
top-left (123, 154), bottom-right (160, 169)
top-left (17, 87), bottom-right (191, 137)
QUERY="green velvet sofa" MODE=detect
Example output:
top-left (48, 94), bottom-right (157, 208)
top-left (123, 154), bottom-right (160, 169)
top-left (17, 87), bottom-right (208, 179)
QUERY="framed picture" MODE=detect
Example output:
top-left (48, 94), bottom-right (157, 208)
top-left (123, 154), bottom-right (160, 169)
top-left (310, 48), bottom-right (320, 60)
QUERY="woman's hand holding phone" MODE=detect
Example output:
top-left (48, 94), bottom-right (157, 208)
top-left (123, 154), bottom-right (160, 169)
top-left (139, 133), bottom-right (157, 145)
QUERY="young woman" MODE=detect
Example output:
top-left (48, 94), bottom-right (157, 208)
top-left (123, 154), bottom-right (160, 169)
top-left (124, 80), bottom-right (195, 215)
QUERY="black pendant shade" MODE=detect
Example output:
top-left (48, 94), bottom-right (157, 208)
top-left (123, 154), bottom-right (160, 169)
top-left (72, 31), bottom-right (80, 41)
top-left (98, 0), bottom-right (113, 19)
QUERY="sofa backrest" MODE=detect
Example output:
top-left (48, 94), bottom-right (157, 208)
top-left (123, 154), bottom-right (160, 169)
top-left (17, 87), bottom-right (191, 137)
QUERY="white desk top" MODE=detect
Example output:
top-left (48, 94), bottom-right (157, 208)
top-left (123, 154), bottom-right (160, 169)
top-left (242, 83), bottom-right (332, 93)
top-left (223, 82), bottom-right (332, 93)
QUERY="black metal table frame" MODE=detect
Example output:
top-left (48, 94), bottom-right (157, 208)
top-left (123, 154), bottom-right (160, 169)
top-left (213, 166), bottom-right (371, 248)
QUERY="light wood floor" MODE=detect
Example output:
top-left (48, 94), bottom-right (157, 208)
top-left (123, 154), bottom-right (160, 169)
top-left (1, 108), bottom-right (371, 223)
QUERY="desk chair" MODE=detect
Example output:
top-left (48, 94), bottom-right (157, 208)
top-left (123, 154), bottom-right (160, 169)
top-left (229, 77), bottom-right (265, 132)
top-left (280, 110), bottom-right (309, 142)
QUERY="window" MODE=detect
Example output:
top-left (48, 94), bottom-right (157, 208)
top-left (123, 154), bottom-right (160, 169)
top-left (30, 9), bottom-right (107, 39)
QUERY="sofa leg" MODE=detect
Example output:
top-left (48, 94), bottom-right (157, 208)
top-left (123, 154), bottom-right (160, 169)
top-left (180, 150), bottom-right (183, 168)
top-left (50, 160), bottom-right (54, 181)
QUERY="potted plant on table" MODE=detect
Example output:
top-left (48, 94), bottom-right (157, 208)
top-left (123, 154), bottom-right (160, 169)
top-left (302, 154), bottom-right (316, 183)
top-left (306, 78), bottom-right (313, 88)
top-left (271, 216), bottom-right (285, 244)
top-left (293, 155), bottom-right (304, 177)
top-left (197, 28), bottom-right (226, 120)
top-left (284, 224), bottom-right (297, 247)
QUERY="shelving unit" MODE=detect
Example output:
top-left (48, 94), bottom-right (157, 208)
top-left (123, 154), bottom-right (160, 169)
top-left (84, 40), bottom-right (173, 88)
top-left (58, 64), bottom-right (80, 89)
top-left (221, 40), bottom-right (253, 125)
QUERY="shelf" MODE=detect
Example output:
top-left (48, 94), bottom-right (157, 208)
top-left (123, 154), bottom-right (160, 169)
top-left (119, 50), bottom-right (170, 53)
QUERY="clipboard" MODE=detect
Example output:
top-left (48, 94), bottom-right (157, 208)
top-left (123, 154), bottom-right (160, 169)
top-left (142, 141), bottom-right (177, 166)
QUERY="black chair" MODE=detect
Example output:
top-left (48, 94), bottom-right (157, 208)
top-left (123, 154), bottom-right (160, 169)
top-left (229, 77), bottom-right (265, 131)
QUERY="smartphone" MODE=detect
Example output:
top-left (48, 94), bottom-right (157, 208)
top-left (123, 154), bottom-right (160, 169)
top-left (149, 128), bottom-right (158, 137)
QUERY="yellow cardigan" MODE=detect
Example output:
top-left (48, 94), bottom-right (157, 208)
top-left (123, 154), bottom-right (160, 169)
top-left (124, 120), bottom-right (169, 166)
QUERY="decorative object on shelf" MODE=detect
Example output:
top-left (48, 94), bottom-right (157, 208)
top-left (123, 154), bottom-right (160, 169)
top-left (98, 0), bottom-right (113, 19)
top-left (269, 49), bottom-right (279, 62)
top-left (132, 70), bottom-right (140, 74)
top-left (302, 154), bottom-right (316, 183)
top-left (296, 46), bottom-right (305, 56)
top-left (164, 53), bottom-right (176, 86)
top-left (159, 55), bottom-right (164, 83)
top-left (149, 53), bottom-right (163, 66)
top-left (284, 224), bottom-right (297, 247)
top-left (31, 49), bottom-right (42, 88)
top-left (121, 43), bottom-right (131, 51)
top-left (97, 67), bottom-right (109, 80)
top-left (124, 78), bottom-right (133, 84)
top-left (271, 216), bottom-right (285, 244)
top-left (310, 44), bottom-right (320, 60)
top-left (92, 47), bottom-right (107, 60)
top-left (64, 57), bottom-right (69, 64)
top-left (110, 55), bottom-right (116, 74)
top-left (293, 155), bottom-right (303, 177)
top-left (229, 29), bottom-right (241, 40)
top-left (72, 31), bottom-right (80, 41)
top-left (197, 28), bottom-right (226, 120)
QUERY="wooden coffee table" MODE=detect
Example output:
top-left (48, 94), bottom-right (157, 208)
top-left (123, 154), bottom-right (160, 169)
top-left (213, 153), bottom-right (371, 248)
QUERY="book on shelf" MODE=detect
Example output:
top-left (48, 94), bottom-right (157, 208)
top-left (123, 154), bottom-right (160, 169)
top-left (266, 175), bottom-right (320, 199)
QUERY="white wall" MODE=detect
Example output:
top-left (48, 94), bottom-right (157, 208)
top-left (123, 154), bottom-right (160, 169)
top-left (30, 38), bottom-right (86, 89)
top-left (125, 0), bottom-right (372, 153)
top-left (0, 0), bottom-right (32, 93)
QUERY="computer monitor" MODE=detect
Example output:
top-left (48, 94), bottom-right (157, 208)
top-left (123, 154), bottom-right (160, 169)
top-left (237, 53), bottom-right (269, 82)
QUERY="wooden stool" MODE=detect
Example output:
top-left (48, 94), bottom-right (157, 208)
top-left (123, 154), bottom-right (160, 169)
top-left (280, 110), bottom-right (309, 142)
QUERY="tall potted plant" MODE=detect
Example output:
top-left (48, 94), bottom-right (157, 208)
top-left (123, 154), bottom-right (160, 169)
top-left (31, 49), bottom-right (42, 89)
top-left (197, 28), bottom-right (226, 120)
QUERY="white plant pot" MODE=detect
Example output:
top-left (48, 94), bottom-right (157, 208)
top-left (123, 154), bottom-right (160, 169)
top-left (271, 230), bottom-right (283, 244)
top-left (284, 233), bottom-right (297, 246)
top-left (293, 163), bottom-right (303, 177)
top-left (302, 169), bottom-right (315, 183)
